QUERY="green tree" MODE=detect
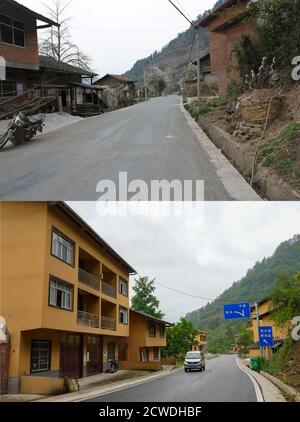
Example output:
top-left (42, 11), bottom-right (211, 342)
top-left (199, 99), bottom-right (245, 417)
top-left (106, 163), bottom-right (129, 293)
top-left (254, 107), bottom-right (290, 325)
top-left (236, 327), bottom-right (254, 349)
top-left (131, 276), bottom-right (164, 319)
top-left (270, 271), bottom-right (300, 327)
top-left (163, 318), bottom-right (198, 359)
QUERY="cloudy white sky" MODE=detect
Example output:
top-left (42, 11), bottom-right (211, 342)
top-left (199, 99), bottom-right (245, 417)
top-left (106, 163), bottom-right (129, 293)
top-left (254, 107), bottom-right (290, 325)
top-left (20, 0), bottom-right (217, 75)
top-left (68, 202), bottom-right (300, 322)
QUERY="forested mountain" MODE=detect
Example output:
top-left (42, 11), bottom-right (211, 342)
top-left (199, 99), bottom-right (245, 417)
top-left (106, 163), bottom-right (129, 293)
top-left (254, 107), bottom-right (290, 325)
top-left (186, 235), bottom-right (300, 352)
top-left (125, 1), bottom-right (223, 86)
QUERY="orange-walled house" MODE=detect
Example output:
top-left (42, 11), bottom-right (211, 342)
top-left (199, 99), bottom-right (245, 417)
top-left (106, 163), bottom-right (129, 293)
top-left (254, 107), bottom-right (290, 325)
top-left (247, 298), bottom-right (290, 358)
top-left (120, 310), bottom-right (173, 369)
top-left (191, 330), bottom-right (208, 352)
top-left (0, 201), bottom-right (136, 395)
top-left (199, 0), bottom-right (253, 96)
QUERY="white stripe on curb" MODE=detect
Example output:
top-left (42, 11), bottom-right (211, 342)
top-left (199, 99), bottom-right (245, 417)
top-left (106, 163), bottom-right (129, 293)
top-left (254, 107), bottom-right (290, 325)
top-left (236, 358), bottom-right (264, 402)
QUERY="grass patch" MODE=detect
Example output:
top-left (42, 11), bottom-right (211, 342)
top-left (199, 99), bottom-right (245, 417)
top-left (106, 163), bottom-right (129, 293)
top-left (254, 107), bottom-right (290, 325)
top-left (226, 122), bottom-right (237, 135)
top-left (258, 123), bottom-right (300, 184)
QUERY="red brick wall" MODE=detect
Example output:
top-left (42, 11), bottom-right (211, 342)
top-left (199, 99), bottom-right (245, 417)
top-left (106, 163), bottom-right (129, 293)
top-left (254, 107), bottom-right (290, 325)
top-left (0, 0), bottom-right (39, 67)
top-left (205, 1), bottom-right (254, 96)
top-left (0, 341), bottom-right (9, 395)
top-left (210, 21), bottom-right (254, 96)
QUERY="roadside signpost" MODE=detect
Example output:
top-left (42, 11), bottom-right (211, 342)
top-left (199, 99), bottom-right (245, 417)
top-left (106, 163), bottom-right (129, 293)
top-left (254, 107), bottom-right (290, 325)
top-left (223, 301), bottom-right (274, 358)
top-left (259, 326), bottom-right (274, 348)
top-left (223, 303), bottom-right (251, 320)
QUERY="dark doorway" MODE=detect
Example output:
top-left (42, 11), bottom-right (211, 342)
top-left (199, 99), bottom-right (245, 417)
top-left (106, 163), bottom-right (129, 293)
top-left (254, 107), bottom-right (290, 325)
top-left (107, 342), bottom-right (116, 361)
top-left (87, 336), bottom-right (103, 376)
top-left (59, 334), bottom-right (83, 379)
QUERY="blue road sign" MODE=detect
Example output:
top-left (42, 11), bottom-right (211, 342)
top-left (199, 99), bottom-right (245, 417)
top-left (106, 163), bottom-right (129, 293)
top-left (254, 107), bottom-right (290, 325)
top-left (224, 303), bottom-right (251, 320)
top-left (259, 326), bottom-right (274, 347)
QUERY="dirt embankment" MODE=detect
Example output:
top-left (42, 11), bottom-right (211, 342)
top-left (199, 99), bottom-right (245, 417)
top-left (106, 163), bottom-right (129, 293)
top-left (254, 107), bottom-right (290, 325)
top-left (186, 85), bottom-right (300, 200)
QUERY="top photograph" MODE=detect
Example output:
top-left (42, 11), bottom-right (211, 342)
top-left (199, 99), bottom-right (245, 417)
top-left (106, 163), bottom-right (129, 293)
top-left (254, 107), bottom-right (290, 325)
top-left (0, 0), bottom-right (299, 201)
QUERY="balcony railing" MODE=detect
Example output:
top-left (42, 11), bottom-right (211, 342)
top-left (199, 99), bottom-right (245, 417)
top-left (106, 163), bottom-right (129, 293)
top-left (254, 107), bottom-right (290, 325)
top-left (101, 280), bottom-right (116, 299)
top-left (78, 268), bottom-right (100, 291)
top-left (77, 312), bottom-right (117, 331)
top-left (101, 316), bottom-right (117, 331)
top-left (77, 310), bottom-right (99, 328)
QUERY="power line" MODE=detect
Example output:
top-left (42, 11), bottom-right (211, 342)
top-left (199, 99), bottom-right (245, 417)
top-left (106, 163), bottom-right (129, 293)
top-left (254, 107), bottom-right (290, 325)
top-left (154, 281), bottom-right (214, 302)
top-left (168, 0), bottom-right (196, 29)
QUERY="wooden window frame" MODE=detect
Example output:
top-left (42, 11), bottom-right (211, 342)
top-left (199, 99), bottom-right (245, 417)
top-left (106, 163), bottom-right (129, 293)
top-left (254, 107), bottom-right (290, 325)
top-left (119, 278), bottom-right (128, 297)
top-left (148, 321), bottom-right (156, 337)
top-left (159, 324), bottom-right (165, 338)
top-left (51, 226), bottom-right (76, 268)
top-left (119, 306), bottom-right (128, 325)
top-left (30, 340), bottom-right (52, 374)
top-left (0, 13), bottom-right (26, 48)
top-left (48, 275), bottom-right (74, 312)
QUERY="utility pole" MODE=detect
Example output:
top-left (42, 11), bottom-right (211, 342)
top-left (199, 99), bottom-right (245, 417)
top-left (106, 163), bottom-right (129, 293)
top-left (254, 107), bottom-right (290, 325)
top-left (143, 66), bottom-right (148, 101)
top-left (254, 302), bottom-right (263, 358)
top-left (196, 26), bottom-right (201, 101)
top-left (168, 0), bottom-right (201, 101)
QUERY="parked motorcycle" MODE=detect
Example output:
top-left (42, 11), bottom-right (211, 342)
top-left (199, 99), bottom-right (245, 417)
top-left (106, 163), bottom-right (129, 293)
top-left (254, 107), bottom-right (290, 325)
top-left (107, 359), bottom-right (119, 374)
top-left (0, 111), bottom-right (45, 149)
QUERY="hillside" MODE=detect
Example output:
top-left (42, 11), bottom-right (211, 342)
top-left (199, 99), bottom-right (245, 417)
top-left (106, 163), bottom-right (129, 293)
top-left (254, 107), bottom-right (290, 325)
top-left (186, 235), bottom-right (300, 352)
top-left (125, 1), bottom-right (223, 87)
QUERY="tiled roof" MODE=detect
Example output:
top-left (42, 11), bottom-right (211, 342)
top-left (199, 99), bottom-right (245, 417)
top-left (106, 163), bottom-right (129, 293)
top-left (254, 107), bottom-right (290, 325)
top-left (94, 74), bottom-right (137, 84)
top-left (39, 56), bottom-right (97, 77)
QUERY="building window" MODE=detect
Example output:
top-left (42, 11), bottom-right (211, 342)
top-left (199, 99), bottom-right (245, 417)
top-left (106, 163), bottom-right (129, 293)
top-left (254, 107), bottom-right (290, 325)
top-left (149, 321), bottom-right (156, 337)
top-left (119, 278), bottom-right (128, 296)
top-left (51, 229), bottom-right (75, 266)
top-left (159, 324), bottom-right (165, 338)
top-left (200, 335), bottom-right (207, 342)
top-left (153, 347), bottom-right (159, 361)
top-left (49, 276), bottom-right (73, 310)
top-left (30, 341), bottom-right (51, 373)
top-left (0, 14), bottom-right (25, 47)
top-left (0, 71), bottom-right (16, 98)
top-left (119, 306), bottom-right (128, 325)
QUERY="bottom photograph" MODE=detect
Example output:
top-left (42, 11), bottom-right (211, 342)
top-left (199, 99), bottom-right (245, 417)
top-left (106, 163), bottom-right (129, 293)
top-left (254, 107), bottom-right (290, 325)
top-left (0, 201), bottom-right (300, 406)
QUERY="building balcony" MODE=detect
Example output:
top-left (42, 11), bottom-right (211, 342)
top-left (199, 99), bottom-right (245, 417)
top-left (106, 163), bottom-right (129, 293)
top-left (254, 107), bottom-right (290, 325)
top-left (101, 316), bottom-right (117, 331)
top-left (77, 311), bottom-right (117, 332)
top-left (78, 268), bottom-right (101, 291)
top-left (101, 280), bottom-right (116, 299)
top-left (77, 310), bottom-right (100, 328)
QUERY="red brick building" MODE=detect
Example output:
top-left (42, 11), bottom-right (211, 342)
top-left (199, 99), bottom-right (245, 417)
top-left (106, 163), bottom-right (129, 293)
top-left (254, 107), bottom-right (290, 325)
top-left (0, 0), bottom-right (58, 98)
top-left (200, 0), bottom-right (253, 96)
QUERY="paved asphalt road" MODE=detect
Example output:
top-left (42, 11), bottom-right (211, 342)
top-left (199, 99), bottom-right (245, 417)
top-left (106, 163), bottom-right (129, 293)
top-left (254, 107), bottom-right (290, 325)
top-left (83, 355), bottom-right (257, 403)
top-left (0, 96), bottom-right (234, 200)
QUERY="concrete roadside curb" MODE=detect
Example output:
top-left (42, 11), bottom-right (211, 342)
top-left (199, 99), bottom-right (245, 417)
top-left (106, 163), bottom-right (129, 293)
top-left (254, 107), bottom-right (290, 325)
top-left (180, 101), bottom-right (261, 201)
top-left (35, 367), bottom-right (180, 402)
top-left (237, 359), bottom-right (286, 402)
top-left (260, 371), bottom-right (300, 402)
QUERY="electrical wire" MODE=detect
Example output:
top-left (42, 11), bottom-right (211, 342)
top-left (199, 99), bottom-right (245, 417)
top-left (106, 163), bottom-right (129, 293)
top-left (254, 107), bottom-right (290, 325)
top-left (153, 280), bottom-right (214, 302)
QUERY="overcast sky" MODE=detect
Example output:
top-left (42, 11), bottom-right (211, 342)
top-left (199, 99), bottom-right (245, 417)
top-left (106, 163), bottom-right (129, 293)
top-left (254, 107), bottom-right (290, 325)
top-left (68, 202), bottom-right (300, 322)
top-left (20, 0), bottom-right (217, 75)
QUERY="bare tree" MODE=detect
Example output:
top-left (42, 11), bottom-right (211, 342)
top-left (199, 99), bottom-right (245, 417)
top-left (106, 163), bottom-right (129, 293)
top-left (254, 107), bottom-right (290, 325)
top-left (39, 0), bottom-right (91, 69)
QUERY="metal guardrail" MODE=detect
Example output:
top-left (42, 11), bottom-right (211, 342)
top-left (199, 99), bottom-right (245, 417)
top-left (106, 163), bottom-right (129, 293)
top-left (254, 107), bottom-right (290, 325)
top-left (78, 268), bottom-right (101, 291)
top-left (77, 310), bottom-right (99, 328)
top-left (77, 311), bottom-right (117, 331)
top-left (101, 316), bottom-right (117, 331)
top-left (101, 280), bottom-right (116, 298)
